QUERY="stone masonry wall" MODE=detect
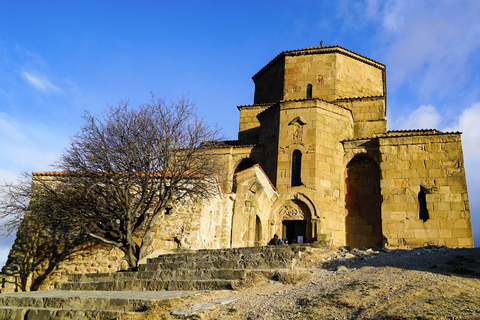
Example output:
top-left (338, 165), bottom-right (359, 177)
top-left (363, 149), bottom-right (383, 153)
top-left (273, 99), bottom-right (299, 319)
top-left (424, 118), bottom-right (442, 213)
top-left (238, 105), bottom-right (271, 144)
top-left (274, 99), bottom-right (354, 247)
top-left (152, 192), bottom-right (234, 250)
top-left (379, 133), bottom-right (473, 248)
top-left (282, 52), bottom-right (384, 102)
top-left (1, 185), bottom-right (234, 292)
top-left (231, 165), bottom-right (279, 248)
top-left (253, 57), bottom-right (285, 104)
top-left (335, 96), bottom-right (387, 139)
top-left (334, 53), bottom-right (384, 99)
top-left (257, 105), bottom-right (281, 186)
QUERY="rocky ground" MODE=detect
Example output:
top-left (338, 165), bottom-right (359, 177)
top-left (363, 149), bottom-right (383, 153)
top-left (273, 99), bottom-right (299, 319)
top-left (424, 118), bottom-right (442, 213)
top-left (133, 246), bottom-right (480, 320)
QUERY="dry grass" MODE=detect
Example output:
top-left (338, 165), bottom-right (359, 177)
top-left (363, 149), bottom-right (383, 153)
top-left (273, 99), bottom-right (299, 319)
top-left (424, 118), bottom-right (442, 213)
top-left (117, 300), bottom-right (175, 320)
top-left (231, 271), bottom-right (267, 290)
top-left (277, 267), bottom-right (312, 285)
top-left (300, 267), bottom-right (480, 319)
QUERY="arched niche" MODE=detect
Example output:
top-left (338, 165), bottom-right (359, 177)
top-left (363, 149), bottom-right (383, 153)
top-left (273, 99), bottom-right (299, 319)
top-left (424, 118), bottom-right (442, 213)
top-left (344, 155), bottom-right (383, 247)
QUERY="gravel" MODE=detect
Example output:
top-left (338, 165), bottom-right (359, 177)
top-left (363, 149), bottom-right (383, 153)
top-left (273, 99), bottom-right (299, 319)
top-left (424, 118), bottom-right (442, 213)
top-left (167, 246), bottom-right (480, 319)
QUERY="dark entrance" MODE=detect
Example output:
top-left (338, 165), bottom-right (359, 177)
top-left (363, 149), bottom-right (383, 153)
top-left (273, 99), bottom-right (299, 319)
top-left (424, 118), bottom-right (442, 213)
top-left (282, 220), bottom-right (307, 244)
top-left (344, 155), bottom-right (383, 247)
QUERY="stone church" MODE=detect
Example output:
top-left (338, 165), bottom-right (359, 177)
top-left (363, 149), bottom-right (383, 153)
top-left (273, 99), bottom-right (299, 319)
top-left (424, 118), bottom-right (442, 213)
top-left (207, 45), bottom-right (473, 249)
top-left (2, 46), bottom-right (474, 290)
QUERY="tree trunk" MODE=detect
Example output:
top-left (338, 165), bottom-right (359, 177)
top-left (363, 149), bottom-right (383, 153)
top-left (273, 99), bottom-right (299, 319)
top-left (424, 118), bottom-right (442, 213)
top-left (121, 243), bottom-right (139, 269)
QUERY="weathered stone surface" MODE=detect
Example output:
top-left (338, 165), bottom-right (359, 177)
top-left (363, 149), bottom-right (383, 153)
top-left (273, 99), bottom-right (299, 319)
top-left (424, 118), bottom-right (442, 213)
top-left (211, 298), bottom-right (237, 304)
top-left (190, 303), bottom-right (215, 310)
top-left (0, 289), bottom-right (214, 319)
top-left (171, 310), bottom-right (201, 316)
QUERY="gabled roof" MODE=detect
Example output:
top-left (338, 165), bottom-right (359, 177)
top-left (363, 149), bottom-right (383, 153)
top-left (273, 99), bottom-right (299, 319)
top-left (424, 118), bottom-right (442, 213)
top-left (253, 45), bottom-right (385, 80)
top-left (233, 164), bottom-right (277, 192)
top-left (341, 129), bottom-right (462, 142)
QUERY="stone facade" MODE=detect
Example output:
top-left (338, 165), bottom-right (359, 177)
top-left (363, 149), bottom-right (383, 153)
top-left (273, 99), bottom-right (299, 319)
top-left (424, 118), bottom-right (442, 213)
top-left (1, 46), bottom-right (474, 292)
top-left (220, 46), bottom-right (472, 249)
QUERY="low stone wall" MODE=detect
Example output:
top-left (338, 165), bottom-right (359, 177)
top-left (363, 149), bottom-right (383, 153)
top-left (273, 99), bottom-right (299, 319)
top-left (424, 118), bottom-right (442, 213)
top-left (1, 187), bottom-right (235, 292)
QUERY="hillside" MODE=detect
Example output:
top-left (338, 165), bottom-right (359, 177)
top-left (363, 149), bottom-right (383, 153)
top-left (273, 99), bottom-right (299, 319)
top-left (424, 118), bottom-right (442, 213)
top-left (146, 246), bottom-right (480, 320)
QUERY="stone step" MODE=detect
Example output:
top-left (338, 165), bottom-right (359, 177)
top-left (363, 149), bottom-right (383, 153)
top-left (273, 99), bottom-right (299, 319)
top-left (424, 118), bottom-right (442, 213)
top-left (0, 290), bottom-right (212, 320)
top-left (146, 251), bottom-right (296, 265)
top-left (147, 246), bottom-right (306, 265)
top-left (139, 257), bottom-right (295, 271)
top-left (67, 269), bottom-right (246, 283)
top-left (57, 279), bottom-right (234, 291)
top-left (0, 246), bottom-right (310, 318)
top-left (0, 292), bottom-right (153, 312)
top-left (140, 249), bottom-right (302, 271)
top-left (0, 306), bottom-right (135, 320)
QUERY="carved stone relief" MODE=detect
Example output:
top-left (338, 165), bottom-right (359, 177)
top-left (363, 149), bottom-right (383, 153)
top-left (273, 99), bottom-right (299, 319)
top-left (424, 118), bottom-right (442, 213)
top-left (292, 123), bottom-right (303, 143)
top-left (279, 201), bottom-right (309, 220)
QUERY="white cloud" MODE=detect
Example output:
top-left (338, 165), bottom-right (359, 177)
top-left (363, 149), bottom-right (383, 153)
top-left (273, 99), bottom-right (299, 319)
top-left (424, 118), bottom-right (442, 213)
top-left (444, 102), bottom-right (480, 166)
top-left (376, 1), bottom-right (480, 96)
top-left (0, 169), bottom-right (19, 185)
top-left (21, 70), bottom-right (61, 94)
top-left (0, 112), bottom-right (27, 141)
top-left (391, 105), bottom-right (441, 130)
top-left (0, 113), bottom-right (65, 174)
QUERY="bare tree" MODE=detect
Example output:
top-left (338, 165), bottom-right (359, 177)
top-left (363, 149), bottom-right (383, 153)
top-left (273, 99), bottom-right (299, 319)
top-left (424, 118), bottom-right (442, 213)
top-left (0, 173), bottom-right (99, 290)
top-left (1, 95), bottom-right (223, 271)
top-left (0, 174), bottom-right (32, 236)
top-left (56, 95), bottom-right (222, 268)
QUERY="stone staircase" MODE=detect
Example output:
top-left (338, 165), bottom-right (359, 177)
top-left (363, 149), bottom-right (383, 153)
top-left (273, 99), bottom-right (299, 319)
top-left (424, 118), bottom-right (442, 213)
top-left (0, 246), bottom-right (308, 319)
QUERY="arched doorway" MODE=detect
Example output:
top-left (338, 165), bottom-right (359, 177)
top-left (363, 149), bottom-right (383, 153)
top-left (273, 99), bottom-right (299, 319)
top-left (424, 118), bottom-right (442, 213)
top-left (344, 155), bottom-right (383, 247)
top-left (278, 200), bottom-right (312, 244)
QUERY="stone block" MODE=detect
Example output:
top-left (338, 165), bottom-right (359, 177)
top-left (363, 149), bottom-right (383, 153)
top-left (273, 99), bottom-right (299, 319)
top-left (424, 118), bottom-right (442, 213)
top-left (457, 237), bottom-right (474, 247)
top-left (385, 170), bottom-right (402, 179)
top-left (439, 229), bottom-right (452, 238)
top-left (435, 211), bottom-right (449, 219)
top-left (452, 228), bottom-right (470, 238)
top-left (436, 202), bottom-right (451, 211)
top-left (428, 168), bottom-right (442, 177)
top-left (426, 229), bottom-right (439, 238)
top-left (445, 238), bottom-right (459, 247)
top-left (390, 202), bottom-right (407, 212)
top-left (389, 211), bottom-right (406, 221)
top-left (410, 160), bottom-right (425, 170)
top-left (453, 219), bottom-right (468, 229)
top-left (413, 229), bottom-right (427, 238)
top-left (447, 211), bottom-right (462, 219)
top-left (412, 152), bottom-right (430, 161)
top-left (424, 219), bottom-right (439, 229)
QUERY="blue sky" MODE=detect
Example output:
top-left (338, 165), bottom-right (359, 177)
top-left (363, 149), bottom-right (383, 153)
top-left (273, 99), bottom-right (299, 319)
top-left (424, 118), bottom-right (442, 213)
top-left (1, 0), bottom-right (480, 266)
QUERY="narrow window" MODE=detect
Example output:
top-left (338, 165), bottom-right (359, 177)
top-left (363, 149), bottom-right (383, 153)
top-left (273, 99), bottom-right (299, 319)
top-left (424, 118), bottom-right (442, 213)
top-left (419, 187), bottom-right (429, 222)
top-left (292, 150), bottom-right (302, 186)
top-left (306, 84), bottom-right (312, 99)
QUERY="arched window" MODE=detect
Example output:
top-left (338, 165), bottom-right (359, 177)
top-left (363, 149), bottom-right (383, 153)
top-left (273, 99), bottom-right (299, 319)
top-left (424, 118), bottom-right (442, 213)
top-left (419, 186), bottom-right (429, 222)
top-left (291, 150), bottom-right (302, 187)
top-left (306, 84), bottom-right (312, 99)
